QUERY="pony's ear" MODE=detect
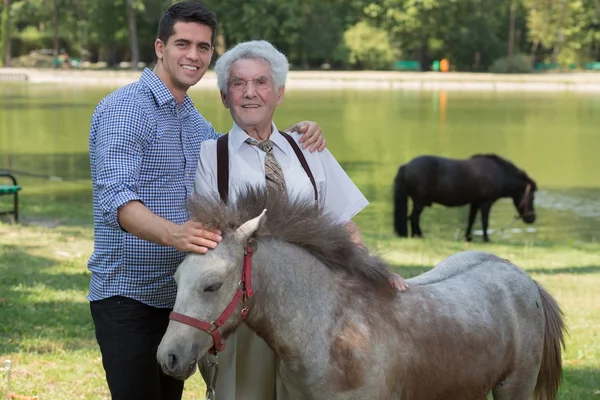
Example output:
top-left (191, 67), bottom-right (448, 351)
top-left (234, 209), bottom-right (267, 243)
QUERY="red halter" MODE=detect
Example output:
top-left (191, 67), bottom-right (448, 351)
top-left (169, 240), bottom-right (256, 355)
top-left (518, 183), bottom-right (534, 216)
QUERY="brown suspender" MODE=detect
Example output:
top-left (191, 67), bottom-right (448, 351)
top-left (216, 131), bottom-right (318, 205)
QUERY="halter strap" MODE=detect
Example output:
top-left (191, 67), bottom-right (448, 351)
top-left (169, 240), bottom-right (256, 354)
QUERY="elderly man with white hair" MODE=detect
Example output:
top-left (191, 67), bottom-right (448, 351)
top-left (193, 40), bottom-right (407, 399)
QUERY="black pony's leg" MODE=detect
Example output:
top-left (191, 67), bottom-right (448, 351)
top-left (480, 202), bottom-right (493, 242)
top-left (410, 201), bottom-right (424, 238)
top-left (465, 204), bottom-right (478, 242)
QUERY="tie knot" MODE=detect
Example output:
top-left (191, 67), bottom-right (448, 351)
top-left (246, 138), bottom-right (274, 153)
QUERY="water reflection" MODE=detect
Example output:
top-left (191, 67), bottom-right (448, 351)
top-left (1, 102), bottom-right (93, 110)
top-left (0, 153), bottom-right (91, 181)
top-left (1, 85), bottom-right (599, 243)
top-left (537, 189), bottom-right (600, 218)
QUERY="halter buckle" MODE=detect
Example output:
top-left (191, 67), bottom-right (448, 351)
top-left (245, 238), bottom-right (258, 255)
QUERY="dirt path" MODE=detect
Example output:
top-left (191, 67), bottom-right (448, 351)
top-left (1, 68), bottom-right (600, 92)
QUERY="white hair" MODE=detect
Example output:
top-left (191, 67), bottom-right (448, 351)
top-left (215, 40), bottom-right (289, 92)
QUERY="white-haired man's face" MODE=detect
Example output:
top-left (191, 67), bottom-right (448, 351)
top-left (221, 58), bottom-right (284, 136)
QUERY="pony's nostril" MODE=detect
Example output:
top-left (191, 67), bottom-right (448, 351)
top-left (167, 353), bottom-right (178, 370)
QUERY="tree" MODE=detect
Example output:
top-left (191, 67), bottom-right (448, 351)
top-left (52, 0), bottom-right (59, 56)
top-left (1, 0), bottom-right (11, 67)
top-left (344, 21), bottom-right (398, 69)
top-left (364, 0), bottom-right (517, 70)
top-left (125, 0), bottom-right (140, 69)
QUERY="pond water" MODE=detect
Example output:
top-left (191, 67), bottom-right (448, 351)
top-left (1, 82), bottom-right (599, 243)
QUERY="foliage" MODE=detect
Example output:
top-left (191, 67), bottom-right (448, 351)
top-left (0, 0), bottom-right (599, 70)
top-left (0, 0), bottom-right (9, 66)
top-left (344, 21), bottom-right (398, 70)
top-left (489, 53), bottom-right (533, 73)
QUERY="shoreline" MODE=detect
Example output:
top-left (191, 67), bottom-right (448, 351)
top-left (2, 67), bottom-right (600, 92)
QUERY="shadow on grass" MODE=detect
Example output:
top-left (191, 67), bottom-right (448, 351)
top-left (0, 245), bottom-right (95, 354)
top-left (388, 259), bottom-right (600, 278)
top-left (527, 265), bottom-right (600, 275)
top-left (389, 263), bottom-right (433, 278)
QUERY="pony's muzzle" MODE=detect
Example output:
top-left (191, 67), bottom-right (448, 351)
top-left (166, 353), bottom-right (196, 371)
top-left (160, 351), bottom-right (197, 380)
top-left (157, 338), bottom-right (202, 380)
top-left (522, 212), bottom-right (536, 224)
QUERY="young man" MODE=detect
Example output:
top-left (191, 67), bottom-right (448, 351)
top-left (87, 3), bottom-right (325, 400)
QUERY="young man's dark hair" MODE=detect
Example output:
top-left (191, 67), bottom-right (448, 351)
top-left (157, 1), bottom-right (217, 44)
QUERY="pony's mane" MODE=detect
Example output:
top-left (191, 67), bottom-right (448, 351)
top-left (188, 186), bottom-right (395, 293)
top-left (471, 153), bottom-right (537, 190)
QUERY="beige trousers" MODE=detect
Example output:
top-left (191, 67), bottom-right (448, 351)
top-left (201, 324), bottom-right (289, 400)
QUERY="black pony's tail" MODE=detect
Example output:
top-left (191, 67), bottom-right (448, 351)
top-left (393, 165), bottom-right (408, 237)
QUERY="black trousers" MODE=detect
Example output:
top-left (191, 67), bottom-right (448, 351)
top-left (90, 296), bottom-right (184, 400)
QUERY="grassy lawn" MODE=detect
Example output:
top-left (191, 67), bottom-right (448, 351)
top-left (0, 194), bottom-right (598, 399)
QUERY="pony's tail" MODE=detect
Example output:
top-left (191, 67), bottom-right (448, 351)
top-left (533, 281), bottom-right (567, 400)
top-left (393, 165), bottom-right (408, 237)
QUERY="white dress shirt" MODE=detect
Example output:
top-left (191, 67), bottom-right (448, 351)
top-left (193, 122), bottom-right (368, 224)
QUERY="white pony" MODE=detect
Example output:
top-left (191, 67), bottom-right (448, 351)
top-left (157, 188), bottom-right (565, 400)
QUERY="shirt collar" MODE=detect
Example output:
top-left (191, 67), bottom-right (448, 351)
top-left (140, 68), bottom-right (195, 115)
top-left (229, 122), bottom-right (289, 155)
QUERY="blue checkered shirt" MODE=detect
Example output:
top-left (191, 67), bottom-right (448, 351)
top-left (87, 68), bottom-right (220, 308)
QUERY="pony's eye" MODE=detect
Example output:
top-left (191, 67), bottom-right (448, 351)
top-left (204, 283), bottom-right (222, 293)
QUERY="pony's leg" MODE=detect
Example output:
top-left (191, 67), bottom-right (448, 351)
top-left (480, 202), bottom-right (493, 242)
top-left (409, 201), bottom-right (424, 237)
top-left (465, 204), bottom-right (478, 242)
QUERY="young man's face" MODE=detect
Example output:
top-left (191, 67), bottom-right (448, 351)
top-left (155, 22), bottom-right (214, 92)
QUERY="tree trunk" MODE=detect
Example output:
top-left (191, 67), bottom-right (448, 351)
top-left (106, 41), bottom-right (117, 68)
top-left (2, 0), bottom-right (11, 67)
top-left (530, 39), bottom-right (540, 69)
top-left (215, 27), bottom-right (226, 58)
top-left (52, 0), bottom-right (59, 56)
top-left (507, 0), bottom-right (516, 73)
top-left (595, 0), bottom-right (600, 60)
top-left (126, 0), bottom-right (140, 70)
top-left (552, 0), bottom-right (568, 64)
top-left (419, 37), bottom-right (428, 71)
top-left (74, 0), bottom-right (87, 61)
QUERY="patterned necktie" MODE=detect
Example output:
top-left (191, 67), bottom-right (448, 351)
top-left (246, 138), bottom-right (287, 194)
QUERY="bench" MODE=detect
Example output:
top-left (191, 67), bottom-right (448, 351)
top-left (394, 60), bottom-right (421, 71)
top-left (584, 62), bottom-right (600, 70)
top-left (0, 172), bottom-right (21, 223)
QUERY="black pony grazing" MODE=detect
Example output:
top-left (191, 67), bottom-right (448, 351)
top-left (393, 154), bottom-right (537, 242)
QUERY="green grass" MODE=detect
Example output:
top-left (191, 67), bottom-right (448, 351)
top-left (0, 195), bottom-right (599, 399)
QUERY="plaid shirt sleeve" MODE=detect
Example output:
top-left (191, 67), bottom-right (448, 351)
top-left (92, 99), bottom-right (153, 230)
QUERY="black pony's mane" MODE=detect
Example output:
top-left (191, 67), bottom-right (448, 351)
top-left (188, 186), bottom-right (395, 293)
top-left (471, 153), bottom-right (537, 190)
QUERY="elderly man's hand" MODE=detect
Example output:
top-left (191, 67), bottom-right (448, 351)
top-left (390, 272), bottom-right (409, 292)
top-left (286, 121), bottom-right (326, 152)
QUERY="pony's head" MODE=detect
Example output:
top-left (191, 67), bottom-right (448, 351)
top-left (472, 154), bottom-right (538, 224)
top-left (157, 210), bottom-right (266, 380)
top-left (512, 172), bottom-right (537, 224)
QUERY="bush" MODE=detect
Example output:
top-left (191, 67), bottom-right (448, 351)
top-left (10, 52), bottom-right (54, 68)
top-left (489, 53), bottom-right (532, 73)
top-left (343, 21), bottom-right (399, 70)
